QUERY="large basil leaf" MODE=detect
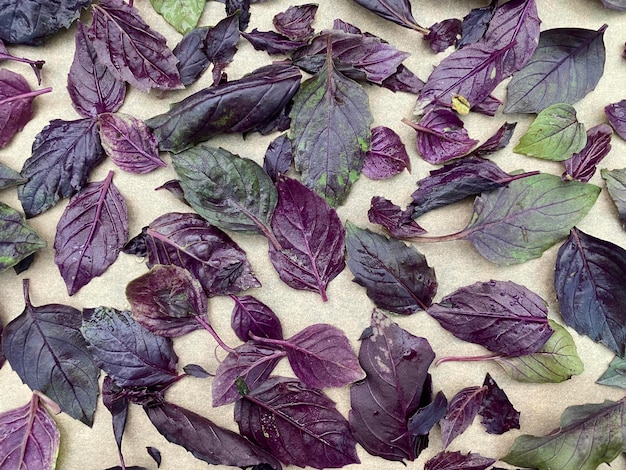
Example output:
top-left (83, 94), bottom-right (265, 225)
top-left (150, 0), bottom-right (206, 34)
top-left (0, 202), bottom-right (46, 272)
top-left (505, 25), bottom-right (607, 114)
top-left (289, 53), bottom-right (372, 207)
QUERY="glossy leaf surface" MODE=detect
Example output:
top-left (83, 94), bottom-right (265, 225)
top-left (478, 373), bottom-right (520, 434)
top-left (605, 99), bottom-right (626, 140)
top-left (230, 295), bottom-right (283, 342)
top-left (362, 126), bottom-right (410, 179)
top-left (3, 281), bottom-right (100, 425)
top-left (440, 386), bottom-right (487, 448)
top-left (602, 168), bottom-right (626, 228)
top-left (273, 3), bottom-right (317, 40)
top-left (563, 124), bottom-right (612, 182)
top-left (0, 202), bottom-right (46, 272)
top-left (597, 356), bottom-right (626, 388)
top-left (236, 377), bottom-right (360, 469)
top-left (555, 227), bottom-right (626, 357)
top-left (81, 306), bottom-right (179, 388)
top-left (349, 310), bottom-right (435, 461)
top-left (345, 222), bottom-right (437, 314)
top-left (54, 171), bottom-right (128, 295)
top-left (150, 0), bottom-right (205, 34)
top-left (269, 176), bottom-right (346, 301)
top-left (425, 451), bottom-right (496, 470)
top-left (18, 118), bottom-right (105, 218)
top-left (368, 196), bottom-right (426, 239)
top-left (505, 25), bottom-right (607, 114)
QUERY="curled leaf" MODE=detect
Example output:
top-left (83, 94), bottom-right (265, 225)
top-left (562, 124), bottom-right (612, 182)
top-left (150, 0), bottom-right (206, 34)
top-left (368, 196), bottom-right (426, 239)
top-left (440, 386), bottom-right (487, 448)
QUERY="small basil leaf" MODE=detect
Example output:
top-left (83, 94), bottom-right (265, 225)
top-left (425, 451), bottom-right (496, 470)
top-left (230, 295), bottom-right (283, 342)
top-left (362, 126), bottom-right (411, 180)
top-left (440, 385), bottom-right (487, 448)
top-left (478, 373), bottom-right (520, 434)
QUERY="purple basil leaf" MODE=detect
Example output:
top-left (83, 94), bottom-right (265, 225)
top-left (428, 280), bottom-right (553, 356)
top-left (13, 253), bottom-right (36, 275)
top-left (0, 396), bottom-right (60, 470)
top-left (263, 134), bottom-right (293, 182)
top-left (98, 112), bottom-right (165, 174)
top-left (235, 376), bottom-right (359, 469)
top-left (54, 171), bottom-right (128, 296)
top-left (144, 212), bottom-right (260, 296)
top-left (126, 264), bottom-right (208, 337)
top-left (0, 0), bottom-right (91, 45)
top-left (0, 39), bottom-right (44, 84)
top-left (457, 0), bottom-right (496, 48)
top-left (481, 0), bottom-right (541, 77)
top-left (204, 12), bottom-right (241, 85)
top-left (602, 168), bottom-right (626, 228)
top-left (81, 306), bottom-right (179, 388)
top-left (349, 310), bottom-right (435, 461)
top-left (242, 29), bottom-right (308, 55)
top-left (555, 227), bottom-right (626, 357)
top-left (350, 0), bottom-right (424, 32)
top-left (0, 69), bottom-right (51, 148)
top-left (425, 19), bottom-right (461, 53)
top-left (273, 4), bottom-right (318, 40)
top-left (408, 156), bottom-right (534, 219)
top-left (18, 118), bottom-right (105, 218)
top-left (471, 93), bottom-right (502, 116)
top-left (605, 99), bottom-right (626, 140)
top-left (145, 400), bottom-right (282, 469)
top-left (2, 279), bottom-right (100, 425)
top-left (68, 22), bottom-right (126, 118)
top-left (332, 18), bottom-right (362, 35)
top-left (123, 226), bottom-right (148, 257)
top-left (562, 124), bottom-right (612, 182)
top-left (0, 203), bottom-right (46, 272)
top-left (425, 451), bottom-right (496, 470)
top-left (470, 121), bottom-right (517, 157)
top-left (230, 295), bottom-right (283, 342)
top-left (102, 376), bottom-right (129, 467)
top-left (89, 0), bottom-right (183, 92)
top-left (148, 64), bottom-right (301, 153)
top-left (368, 196), bottom-right (426, 239)
top-left (381, 64), bottom-right (424, 94)
top-left (225, 0), bottom-right (250, 30)
top-left (212, 341), bottom-right (285, 406)
top-left (183, 363), bottom-right (211, 378)
top-left (415, 42), bottom-right (512, 115)
top-left (345, 222), bottom-right (437, 314)
top-left (362, 126), bottom-right (411, 180)
top-left (478, 373), bottom-right (520, 434)
top-left (147, 447), bottom-right (161, 467)
top-left (0, 162), bottom-right (27, 190)
top-left (404, 108), bottom-right (478, 164)
top-left (602, 0), bottom-right (626, 9)
top-left (269, 176), bottom-right (346, 301)
top-left (407, 391), bottom-right (448, 437)
top-left (504, 25), bottom-right (607, 114)
top-left (439, 385), bottom-right (487, 448)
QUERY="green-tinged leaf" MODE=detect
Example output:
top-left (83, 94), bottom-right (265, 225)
top-left (172, 145), bottom-right (278, 236)
top-left (462, 174), bottom-right (600, 265)
top-left (495, 320), bottom-right (584, 383)
top-left (602, 168), bottom-right (626, 229)
top-left (289, 52), bottom-right (372, 207)
top-left (150, 0), bottom-right (205, 34)
top-left (514, 104), bottom-right (587, 161)
top-left (503, 398), bottom-right (626, 470)
top-left (597, 356), bottom-right (626, 389)
top-left (0, 202), bottom-right (46, 272)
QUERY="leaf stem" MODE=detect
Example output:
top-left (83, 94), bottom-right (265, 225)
top-left (0, 87), bottom-right (52, 106)
top-left (194, 315), bottom-right (237, 354)
top-left (435, 353), bottom-right (500, 366)
top-left (248, 332), bottom-right (288, 349)
top-left (407, 228), bottom-right (471, 243)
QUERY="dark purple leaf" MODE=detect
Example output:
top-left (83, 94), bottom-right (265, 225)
top-left (350, 0), bottom-right (425, 32)
top-left (457, 0), bottom-right (496, 48)
top-left (0, 69), bottom-right (51, 148)
top-left (368, 196), bottom-right (426, 239)
top-left (183, 364), bottom-right (211, 378)
top-left (102, 376), bottom-right (129, 467)
top-left (0, 321), bottom-right (4, 368)
top-left (345, 222), bottom-right (437, 314)
top-left (425, 19), bottom-right (461, 53)
top-left (380, 64), bottom-right (424, 94)
top-left (0, 203), bottom-right (46, 272)
top-left (242, 29), bottom-right (308, 55)
top-left (148, 64), bottom-right (301, 153)
top-left (407, 391), bottom-right (447, 437)
top-left (0, 396), bottom-right (60, 470)
top-left (122, 226), bottom-right (148, 257)
top-left (605, 100), bottom-right (626, 141)
top-left (425, 451), bottom-right (496, 470)
top-left (269, 176), bottom-right (346, 300)
top-left (89, 0), bottom-right (182, 92)
top-left (273, 4), bottom-right (317, 40)
top-left (349, 310), bottom-right (435, 461)
top-left (403, 108), bottom-right (478, 164)
top-left (230, 295), bottom-right (283, 342)
top-left (478, 373), bottom-right (520, 434)
top-left (0, 0), bottom-right (91, 45)
top-left (439, 385), bottom-right (487, 448)
top-left (2, 280), bottom-right (100, 425)
top-left (555, 227), bottom-right (626, 357)
top-left (155, 180), bottom-right (187, 205)
top-left (174, 27), bottom-right (212, 86)
top-left (145, 400), bottom-right (282, 469)
top-left (81, 306), bottom-right (179, 388)
top-left (481, 0), bottom-right (540, 76)
top-left (54, 171), bottom-right (128, 295)
top-left (13, 252), bottom-right (36, 275)
top-left (0, 162), bottom-right (27, 191)
top-left (147, 447), bottom-right (161, 467)
top-left (602, 168), bottom-right (626, 228)
top-left (68, 22), bottom-right (126, 118)
top-left (212, 341), bottom-right (285, 406)
top-left (505, 25), bottom-right (607, 114)
top-left (18, 118), bottom-right (105, 218)
top-left (428, 280), bottom-right (553, 356)
top-left (602, 0), bottom-right (626, 10)
top-left (225, 0), bottom-right (250, 30)
top-left (471, 121), bottom-right (517, 157)
top-left (98, 112), bottom-right (165, 174)
top-left (235, 377), bottom-right (359, 469)
top-left (408, 156), bottom-right (535, 219)
top-left (263, 134), bottom-right (293, 182)
top-left (126, 264), bottom-right (207, 337)
top-left (362, 126), bottom-right (410, 180)
top-left (562, 124), bottom-right (612, 182)
top-left (415, 42), bottom-right (512, 115)
top-left (472, 93), bottom-right (502, 116)
top-left (0, 38), bottom-right (44, 83)
top-left (144, 212), bottom-right (260, 296)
